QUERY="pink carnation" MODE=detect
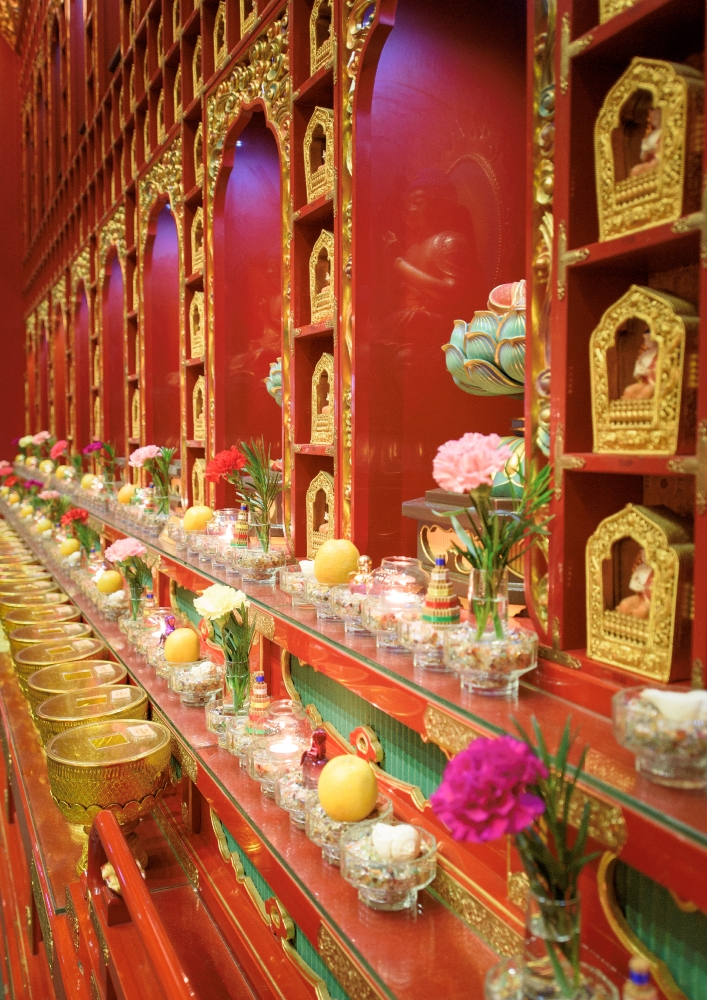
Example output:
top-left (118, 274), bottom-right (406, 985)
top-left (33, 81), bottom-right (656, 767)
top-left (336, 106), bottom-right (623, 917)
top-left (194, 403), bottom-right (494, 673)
top-left (38, 490), bottom-right (59, 500)
top-left (129, 445), bottom-right (160, 468)
top-left (50, 440), bottom-right (68, 460)
top-left (32, 431), bottom-right (50, 445)
top-left (0, 461), bottom-right (9, 470)
top-left (433, 432), bottom-right (512, 494)
top-left (105, 537), bottom-right (147, 563)
top-left (430, 735), bottom-right (547, 843)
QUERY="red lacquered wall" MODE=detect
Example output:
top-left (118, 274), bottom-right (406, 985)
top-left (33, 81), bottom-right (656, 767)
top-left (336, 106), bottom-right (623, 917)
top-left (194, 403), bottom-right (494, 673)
top-left (74, 286), bottom-right (92, 452)
top-left (102, 252), bottom-right (126, 454)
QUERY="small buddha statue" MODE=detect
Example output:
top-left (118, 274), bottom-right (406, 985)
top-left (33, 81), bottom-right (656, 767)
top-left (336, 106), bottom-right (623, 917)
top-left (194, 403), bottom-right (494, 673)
top-left (615, 550), bottom-right (653, 619)
top-left (630, 107), bottom-right (662, 177)
top-left (622, 327), bottom-right (657, 400)
top-left (318, 510), bottom-right (330, 535)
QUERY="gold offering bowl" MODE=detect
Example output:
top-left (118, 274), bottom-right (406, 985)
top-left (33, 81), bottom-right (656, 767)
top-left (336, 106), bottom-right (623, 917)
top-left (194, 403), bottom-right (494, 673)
top-left (0, 580), bottom-right (57, 598)
top-left (26, 661), bottom-right (127, 715)
top-left (9, 622), bottom-right (92, 658)
top-left (0, 591), bottom-right (70, 621)
top-left (4, 604), bottom-right (82, 629)
top-left (0, 554), bottom-right (38, 566)
top-left (46, 719), bottom-right (172, 873)
top-left (14, 637), bottom-right (107, 697)
top-left (35, 685), bottom-right (148, 745)
top-left (0, 567), bottom-right (52, 581)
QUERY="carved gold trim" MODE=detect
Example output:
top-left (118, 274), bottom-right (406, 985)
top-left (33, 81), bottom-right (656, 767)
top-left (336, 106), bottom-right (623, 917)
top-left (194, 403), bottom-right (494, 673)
top-left (318, 924), bottom-right (386, 1000)
top-left (553, 422), bottom-right (585, 501)
top-left (153, 708), bottom-right (198, 783)
top-left (90, 970), bottom-right (100, 1000)
top-left (422, 703), bottom-right (480, 757)
top-left (30, 857), bottom-right (54, 973)
top-left (64, 887), bottom-right (79, 952)
top-left (597, 853), bottom-right (687, 1000)
top-left (559, 12), bottom-right (592, 95)
top-left (599, 0), bottom-right (641, 22)
top-left (538, 644), bottom-right (582, 670)
top-left (253, 609), bottom-right (275, 640)
top-left (432, 858), bottom-right (523, 958)
top-left (556, 220), bottom-right (590, 300)
top-left (88, 898), bottom-right (109, 965)
top-left (153, 806), bottom-right (199, 888)
top-left (280, 649), bottom-right (300, 702)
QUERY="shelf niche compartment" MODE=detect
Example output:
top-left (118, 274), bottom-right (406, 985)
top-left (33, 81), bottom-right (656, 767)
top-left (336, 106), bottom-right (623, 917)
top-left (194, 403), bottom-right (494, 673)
top-left (101, 250), bottom-right (127, 456)
top-left (74, 285), bottom-right (92, 451)
top-left (211, 109), bottom-right (283, 491)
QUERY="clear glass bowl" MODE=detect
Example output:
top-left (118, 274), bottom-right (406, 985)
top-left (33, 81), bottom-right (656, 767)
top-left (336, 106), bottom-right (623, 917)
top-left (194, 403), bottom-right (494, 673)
top-left (206, 699), bottom-right (248, 748)
top-left (613, 685), bottom-right (707, 788)
top-left (305, 792), bottom-right (392, 866)
top-left (443, 623), bottom-right (538, 696)
top-left (304, 578), bottom-right (340, 622)
top-left (278, 563), bottom-right (314, 608)
top-left (330, 585), bottom-right (370, 634)
top-left (361, 595), bottom-right (422, 652)
top-left (274, 767), bottom-right (311, 829)
top-left (236, 545), bottom-right (289, 584)
top-left (397, 611), bottom-right (456, 671)
top-left (169, 659), bottom-right (224, 706)
top-left (340, 822), bottom-right (437, 911)
top-left (246, 736), bottom-right (310, 797)
top-left (366, 556), bottom-right (429, 598)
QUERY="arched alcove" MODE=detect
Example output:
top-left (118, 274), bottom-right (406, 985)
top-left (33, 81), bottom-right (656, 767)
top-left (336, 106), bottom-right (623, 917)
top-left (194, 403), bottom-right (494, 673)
top-left (50, 16), bottom-right (62, 187)
top-left (102, 252), bottom-right (126, 454)
top-left (52, 307), bottom-right (67, 440)
top-left (213, 109), bottom-right (282, 479)
top-left (38, 324), bottom-right (49, 431)
top-left (353, 0), bottom-right (527, 557)
top-left (27, 346), bottom-right (37, 431)
top-left (74, 286), bottom-right (91, 450)
top-left (142, 201), bottom-right (181, 449)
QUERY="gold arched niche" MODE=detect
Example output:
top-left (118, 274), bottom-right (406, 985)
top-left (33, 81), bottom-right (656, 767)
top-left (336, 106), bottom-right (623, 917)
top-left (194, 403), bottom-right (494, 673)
top-left (309, 230), bottom-right (335, 324)
top-left (589, 285), bottom-right (698, 455)
top-left (310, 0), bottom-right (333, 75)
top-left (191, 207), bottom-right (204, 271)
top-left (311, 352), bottom-right (334, 444)
top-left (240, 0), bottom-right (257, 35)
top-left (306, 470), bottom-right (335, 558)
top-left (214, 3), bottom-right (227, 67)
top-left (304, 107), bottom-right (334, 204)
top-left (192, 457), bottom-right (206, 506)
top-left (192, 375), bottom-right (206, 441)
top-left (189, 292), bottom-right (205, 358)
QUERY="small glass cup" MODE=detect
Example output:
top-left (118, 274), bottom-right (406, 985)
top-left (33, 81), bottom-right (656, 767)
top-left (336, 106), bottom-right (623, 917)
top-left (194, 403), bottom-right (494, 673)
top-left (246, 734), bottom-right (310, 797)
top-left (169, 659), bottom-right (225, 706)
top-left (330, 585), bottom-right (370, 634)
top-left (340, 822), bottom-right (437, 911)
top-left (397, 611), bottom-right (458, 671)
top-left (304, 792), bottom-right (392, 866)
top-left (206, 698), bottom-right (248, 748)
top-left (278, 563), bottom-right (315, 608)
top-left (361, 594), bottom-right (423, 652)
top-left (274, 767), bottom-right (311, 829)
top-left (304, 578), bottom-right (340, 622)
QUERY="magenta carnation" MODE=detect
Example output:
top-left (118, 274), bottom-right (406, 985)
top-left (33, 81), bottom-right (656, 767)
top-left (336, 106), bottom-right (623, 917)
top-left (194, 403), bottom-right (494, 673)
top-left (129, 445), bottom-right (160, 468)
top-left (105, 537), bottom-right (147, 564)
top-left (430, 735), bottom-right (547, 843)
top-left (433, 432), bottom-right (512, 494)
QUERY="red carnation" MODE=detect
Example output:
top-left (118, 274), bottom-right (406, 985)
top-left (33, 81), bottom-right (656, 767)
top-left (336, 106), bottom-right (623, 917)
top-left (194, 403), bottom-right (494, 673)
top-left (205, 446), bottom-right (247, 484)
top-left (60, 507), bottom-right (89, 527)
top-left (4, 475), bottom-right (18, 487)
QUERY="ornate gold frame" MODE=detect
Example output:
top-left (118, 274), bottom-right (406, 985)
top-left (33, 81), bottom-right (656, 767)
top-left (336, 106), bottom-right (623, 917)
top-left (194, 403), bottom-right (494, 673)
top-left (240, 0), bottom-right (257, 36)
top-left (595, 57), bottom-right (704, 241)
top-left (192, 457), bottom-right (206, 506)
top-left (589, 285), bottom-right (697, 455)
top-left (192, 375), bottom-right (206, 441)
top-left (310, 352), bottom-right (335, 444)
top-left (192, 37), bottom-right (202, 96)
top-left (131, 388), bottom-right (140, 439)
top-left (306, 470), bottom-right (335, 557)
top-left (189, 291), bottom-right (205, 358)
top-left (96, 207), bottom-right (128, 452)
top-left (191, 207), bottom-right (204, 271)
top-left (310, 0), bottom-right (333, 75)
top-left (304, 107), bottom-right (334, 204)
top-left (309, 230), bottom-right (335, 323)
top-left (586, 503), bottom-right (693, 681)
top-left (214, 3), bottom-right (227, 68)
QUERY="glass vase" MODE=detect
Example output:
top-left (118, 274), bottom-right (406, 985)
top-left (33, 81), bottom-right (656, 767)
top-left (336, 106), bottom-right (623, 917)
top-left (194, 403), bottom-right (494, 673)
top-left (485, 891), bottom-right (617, 1000)
top-left (470, 568), bottom-right (509, 640)
top-left (237, 519), bottom-right (288, 584)
top-left (224, 657), bottom-right (251, 714)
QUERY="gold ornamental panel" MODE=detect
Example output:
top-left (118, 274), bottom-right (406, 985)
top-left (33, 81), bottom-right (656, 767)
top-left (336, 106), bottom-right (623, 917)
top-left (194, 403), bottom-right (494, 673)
top-left (189, 292), bottom-right (205, 357)
top-left (310, 352), bottom-right (335, 444)
top-left (304, 107), bottom-right (335, 204)
top-left (310, 230), bottom-right (335, 324)
top-left (191, 207), bottom-right (204, 271)
top-left (595, 58), bottom-right (704, 240)
top-left (599, 0), bottom-right (642, 22)
top-left (214, 3), bottom-right (227, 67)
top-left (240, 0), bottom-right (257, 35)
top-left (192, 375), bottom-right (206, 441)
top-left (310, 0), bottom-right (333, 75)
top-left (589, 285), bottom-right (698, 454)
top-left (586, 503), bottom-right (693, 681)
top-left (306, 470), bottom-right (335, 558)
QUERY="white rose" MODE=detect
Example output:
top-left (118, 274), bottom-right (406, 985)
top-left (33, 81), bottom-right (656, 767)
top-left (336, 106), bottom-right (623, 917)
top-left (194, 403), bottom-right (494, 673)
top-left (194, 583), bottom-right (243, 621)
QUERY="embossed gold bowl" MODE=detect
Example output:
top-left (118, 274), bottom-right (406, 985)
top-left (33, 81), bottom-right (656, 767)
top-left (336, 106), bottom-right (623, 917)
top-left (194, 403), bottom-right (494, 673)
top-left (26, 660), bottom-right (128, 715)
top-left (14, 636), bottom-right (106, 682)
top-left (36, 685), bottom-right (149, 745)
top-left (0, 568), bottom-right (52, 583)
top-left (0, 579), bottom-right (58, 598)
top-left (0, 591), bottom-right (71, 621)
top-left (8, 622), bottom-right (92, 658)
top-left (4, 604), bottom-right (82, 629)
top-left (46, 719), bottom-right (172, 872)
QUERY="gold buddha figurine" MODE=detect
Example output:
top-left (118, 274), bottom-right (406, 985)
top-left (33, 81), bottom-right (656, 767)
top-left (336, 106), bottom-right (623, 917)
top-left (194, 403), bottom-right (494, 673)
top-left (621, 327), bottom-right (657, 401)
top-left (615, 550), bottom-right (653, 620)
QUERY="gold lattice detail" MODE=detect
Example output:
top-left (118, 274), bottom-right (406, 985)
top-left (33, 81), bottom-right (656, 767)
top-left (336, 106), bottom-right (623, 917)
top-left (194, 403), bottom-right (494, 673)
top-left (240, 0), bottom-right (257, 35)
top-left (586, 503), bottom-right (693, 681)
top-left (310, 352), bottom-right (334, 444)
top-left (309, 230), bottom-right (335, 323)
top-left (595, 58), bottom-right (704, 241)
top-left (304, 107), bottom-right (334, 203)
top-left (590, 285), bottom-right (697, 454)
top-left (599, 0), bottom-right (641, 23)
top-left (306, 470), bottom-right (334, 558)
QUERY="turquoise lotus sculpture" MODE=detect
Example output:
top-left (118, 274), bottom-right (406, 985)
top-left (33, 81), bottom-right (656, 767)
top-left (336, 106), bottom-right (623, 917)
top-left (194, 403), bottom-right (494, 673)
top-left (264, 358), bottom-right (283, 406)
top-left (443, 280), bottom-right (526, 398)
top-left (492, 435), bottom-right (525, 497)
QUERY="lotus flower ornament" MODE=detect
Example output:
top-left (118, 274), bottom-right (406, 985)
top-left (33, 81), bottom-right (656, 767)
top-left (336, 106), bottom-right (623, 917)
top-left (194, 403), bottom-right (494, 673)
top-left (443, 280), bottom-right (526, 398)
top-left (264, 358), bottom-right (283, 406)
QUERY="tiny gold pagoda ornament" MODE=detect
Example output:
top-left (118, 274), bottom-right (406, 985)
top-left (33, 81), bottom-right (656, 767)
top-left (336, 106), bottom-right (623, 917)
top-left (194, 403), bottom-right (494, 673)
top-left (304, 107), bottom-right (335, 204)
top-left (311, 352), bottom-right (335, 444)
top-left (589, 285), bottom-right (698, 454)
top-left (595, 57), bottom-right (704, 241)
top-left (586, 503), bottom-right (693, 682)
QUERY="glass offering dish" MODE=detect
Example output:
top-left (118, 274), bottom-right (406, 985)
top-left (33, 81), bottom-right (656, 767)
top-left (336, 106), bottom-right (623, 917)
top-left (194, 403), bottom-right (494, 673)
top-left (133, 608), bottom-right (183, 655)
top-left (396, 610), bottom-right (456, 671)
top-left (169, 659), bottom-right (225, 706)
top-left (236, 524), bottom-right (290, 584)
top-left (246, 735), bottom-right (310, 797)
top-left (443, 623), bottom-right (538, 696)
top-left (613, 686), bottom-right (707, 788)
top-left (206, 699), bottom-right (248, 748)
top-left (97, 589), bottom-right (128, 621)
top-left (305, 792), bottom-right (392, 866)
top-left (361, 595), bottom-right (423, 652)
top-left (330, 585), bottom-right (370, 634)
top-left (304, 578), bottom-right (340, 622)
top-left (226, 697), bottom-right (312, 763)
top-left (340, 823), bottom-right (437, 911)
top-left (366, 556), bottom-right (429, 598)
top-left (275, 767), bottom-right (311, 829)
top-left (278, 563), bottom-right (315, 608)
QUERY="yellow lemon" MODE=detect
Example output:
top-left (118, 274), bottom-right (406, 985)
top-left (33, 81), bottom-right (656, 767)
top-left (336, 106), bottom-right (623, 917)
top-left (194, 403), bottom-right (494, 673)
top-left (14, 454), bottom-right (22, 465)
top-left (117, 483), bottom-right (137, 504)
top-left (55, 466), bottom-right (68, 480)
top-left (35, 518), bottom-right (53, 534)
top-left (314, 539), bottom-right (361, 585)
top-left (317, 755), bottom-right (378, 823)
top-left (25, 456), bottom-right (37, 468)
top-left (164, 627), bottom-right (201, 664)
top-left (8, 492), bottom-right (19, 505)
top-left (81, 473), bottom-right (96, 490)
top-left (97, 570), bottom-right (123, 595)
top-left (59, 538), bottom-right (80, 557)
top-left (19, 505), bottom-right (33, 519)
top-left (39, 460), bottom-right (54, 475)
top-left (183, 505), bottom-right (213, 532)
top-left (0, 487), bottom-right (8, 497)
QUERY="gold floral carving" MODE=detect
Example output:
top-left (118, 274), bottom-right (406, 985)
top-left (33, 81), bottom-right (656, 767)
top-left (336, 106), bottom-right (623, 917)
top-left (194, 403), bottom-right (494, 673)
top-left (422, 704), bottom-right (480, 758)
top-left (595, 58), bottom-right (704, 241)
top-left (597, 853), bottom-right (687, 1000)
top-left (432, 863), bottom-right (523, 958)
top-left (253, 609), bottom-right (275, 640)
top-left (568, 788), bottom-right (627, 851)
top-left (589, 285), bottom-right (697, 454)
top-left (64, 887), bottom-right (79, 951)
top-left (507, 870), bottom-right (530, 909)
top-left (70, 247), bottom-right (91, 299)
top-left (152, 807), bottom-right (199, 888)
top-left (586, 503), bottom-right (693, 681)
top-left (306, 470), bottom-right (335, 558)
top-left (318, 924), bottom-right (386, 1000)
top-left (0, 0), bottom-right (22, 49)
top-left (599, 0), bottom-right (642, 23)
top-left (51, 274), bottom-right (67, 319)
top-left (30, 857), bottom-right (55, 973)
